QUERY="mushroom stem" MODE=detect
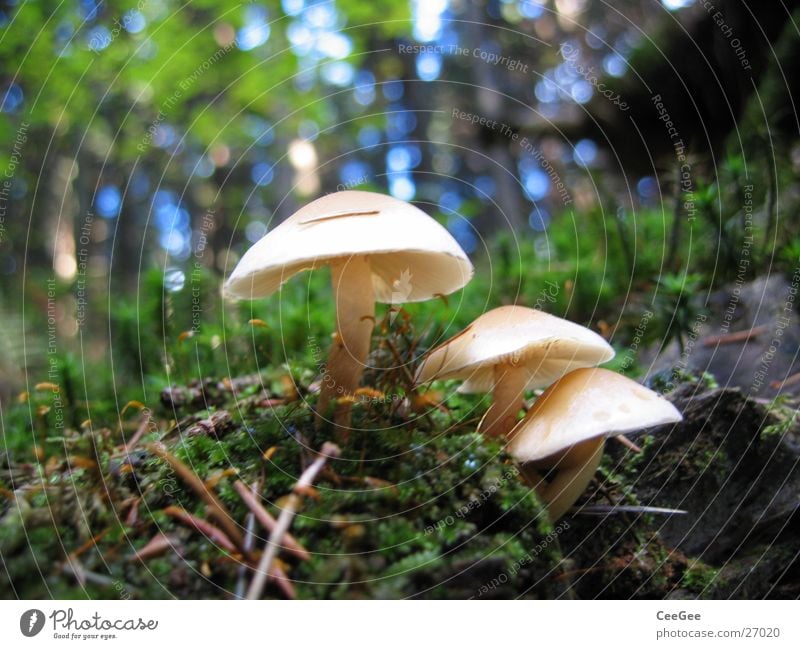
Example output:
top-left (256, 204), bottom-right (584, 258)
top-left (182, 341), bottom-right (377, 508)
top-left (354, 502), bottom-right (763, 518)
top-left (316, 255), bottom-right (375, 431)
top-left (480, 362), bottom-right (529, 438)
top-left (518, 464), bottom-right (548, 504)
top-left (539, 437), bottom-right (605, 521)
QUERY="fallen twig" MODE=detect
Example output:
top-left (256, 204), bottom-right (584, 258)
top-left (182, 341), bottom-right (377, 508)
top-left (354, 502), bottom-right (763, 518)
top-left (702, 324), bottom-right (769, 347)
top-left (70, 529), bottom-right (108, 559)
top-left (256, 398), bottom-right (286, 408)
top-left (233, 480), bottom-right (310, 561)
top-left (770, 372), bottom-right (800, 390)
top-left (575, 504), bottom-right (687, 516)
top-left (235, 481), bottom-right (260, 600)
top-left (124, 497), bottom-right (140, 527)
top-left (130, 532), bottom-right (180, 562)
top-left (63, 560), bottom-right (119, 588)
top-left (270, 562), bottom-right (296, 599)
top-left (63, 555), bottom-right (87, 586)
top-left (123, 412), bottom-right (154, 453)
top-left (147, 442), bottom-right (246, 553)
top-left (613, 434), bottom-right (642, 453)
top-left (163, 506), bottom-right (238, 553)
top-left (246, 442), bottom-right (341, 600)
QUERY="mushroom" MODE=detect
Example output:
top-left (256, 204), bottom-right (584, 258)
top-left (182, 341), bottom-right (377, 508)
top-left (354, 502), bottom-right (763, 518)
top-left (414, 305), bottom-right (615, 438)
top-left (507, 367), bottom-right (683, 520)
top-left (224, 190), bottom-right (473, 428)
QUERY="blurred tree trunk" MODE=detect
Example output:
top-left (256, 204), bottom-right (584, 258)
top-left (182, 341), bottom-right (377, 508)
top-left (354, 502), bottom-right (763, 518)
top-left (465, 1), bottom-right (526, 234)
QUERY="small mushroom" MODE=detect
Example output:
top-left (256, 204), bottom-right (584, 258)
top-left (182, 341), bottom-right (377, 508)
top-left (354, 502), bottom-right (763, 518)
top-left (414, 305), bottom-right (614, 437)
top-left (224, 190), bottom-right (473, 429)
top-left (507, 367), bottom-right (683, 520)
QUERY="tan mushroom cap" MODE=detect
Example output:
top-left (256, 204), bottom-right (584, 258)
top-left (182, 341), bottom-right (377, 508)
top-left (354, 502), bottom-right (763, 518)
top-left (224, 190), bottom-right (474, 302)
top-left (414, 305), bottom-right (615, 393)
top-left (507, 367), bottom-right (682, 463)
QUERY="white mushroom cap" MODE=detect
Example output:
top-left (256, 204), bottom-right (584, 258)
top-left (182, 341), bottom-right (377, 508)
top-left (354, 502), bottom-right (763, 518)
top-left (224, 190), bottom-right (473, 302)
top-left (507, 367), bottom-right (683, 463)
top-left (414, 305), bottom-right (615, 393)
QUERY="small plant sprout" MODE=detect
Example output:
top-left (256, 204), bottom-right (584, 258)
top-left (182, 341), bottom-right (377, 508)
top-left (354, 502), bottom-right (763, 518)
top-left (224, 190), bottom-right (473, 429)
top-left (414, 305), bottom-right (615, 438)
top-left (507, 367), bottom-right (683, 521)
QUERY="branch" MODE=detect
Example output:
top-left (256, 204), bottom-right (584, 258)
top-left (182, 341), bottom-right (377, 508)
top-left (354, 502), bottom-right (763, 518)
top-left (233, 480), bottom-right (310, 561)
top-left (163, 506), bottom-right (237, 553)
top-left (246, 442), bottom-right (340, 600)
top-left (147, 442), bottom-right (246, 554)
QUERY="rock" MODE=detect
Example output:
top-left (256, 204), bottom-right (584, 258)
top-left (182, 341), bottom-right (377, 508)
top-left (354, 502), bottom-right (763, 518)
top-left (645, 274), bottom-right (800, 397)
top-left (628, 384), bottom-right (800, 597)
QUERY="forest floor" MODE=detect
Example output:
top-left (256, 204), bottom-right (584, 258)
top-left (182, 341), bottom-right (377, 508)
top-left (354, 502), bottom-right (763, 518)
top-left (2, 355), bottom-right (798, 599)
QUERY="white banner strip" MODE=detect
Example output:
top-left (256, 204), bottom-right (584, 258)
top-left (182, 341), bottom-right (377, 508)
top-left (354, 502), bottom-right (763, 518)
top-left (1, 600), bottom-right (797, 648)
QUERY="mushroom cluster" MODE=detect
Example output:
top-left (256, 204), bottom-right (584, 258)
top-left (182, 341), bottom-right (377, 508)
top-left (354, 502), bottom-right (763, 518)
top-left (414, 305), bottom-right (615, 438)
top-left (415, 307), bottom-right (682, 520)
top-left (226, 190), bottom-right (682, 521)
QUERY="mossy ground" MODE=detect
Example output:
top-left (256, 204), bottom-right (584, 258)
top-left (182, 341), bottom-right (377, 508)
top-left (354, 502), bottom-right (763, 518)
top-left (0, 359), bottom-right (716, 599)
top-left (0, 377), bottom-right (559, 599)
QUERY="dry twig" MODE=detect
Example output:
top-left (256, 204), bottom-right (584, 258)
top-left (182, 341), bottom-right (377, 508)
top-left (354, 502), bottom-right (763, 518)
top-left (613, 434), bottom-right (642, 453)
top-left (147, 442), bottom-right (246, 553)
top-left (235, 481), bottom-right (260, 599)
top-left (130, 532), bottom-right (180, 562)
top-left (163, 506), bottom-right (238, 553)
top-left (702, 325), bottom-right (769, 347)
top-left (246, 442), bottom-right (341, 600)
top-left (233, 480), bottom-right (310, 561)
top-left (123, 412), bottom-right (154, 453)
top-left (770, 372), bottom-right (800, 390)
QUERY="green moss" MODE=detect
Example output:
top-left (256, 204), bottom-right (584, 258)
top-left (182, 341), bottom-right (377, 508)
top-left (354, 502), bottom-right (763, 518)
top-left (681, 562), bottom-right (719, 592)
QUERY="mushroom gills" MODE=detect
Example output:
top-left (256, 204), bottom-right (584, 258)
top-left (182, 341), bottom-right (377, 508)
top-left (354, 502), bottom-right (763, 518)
top-left (316, 255), bottom-right (375, 429)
